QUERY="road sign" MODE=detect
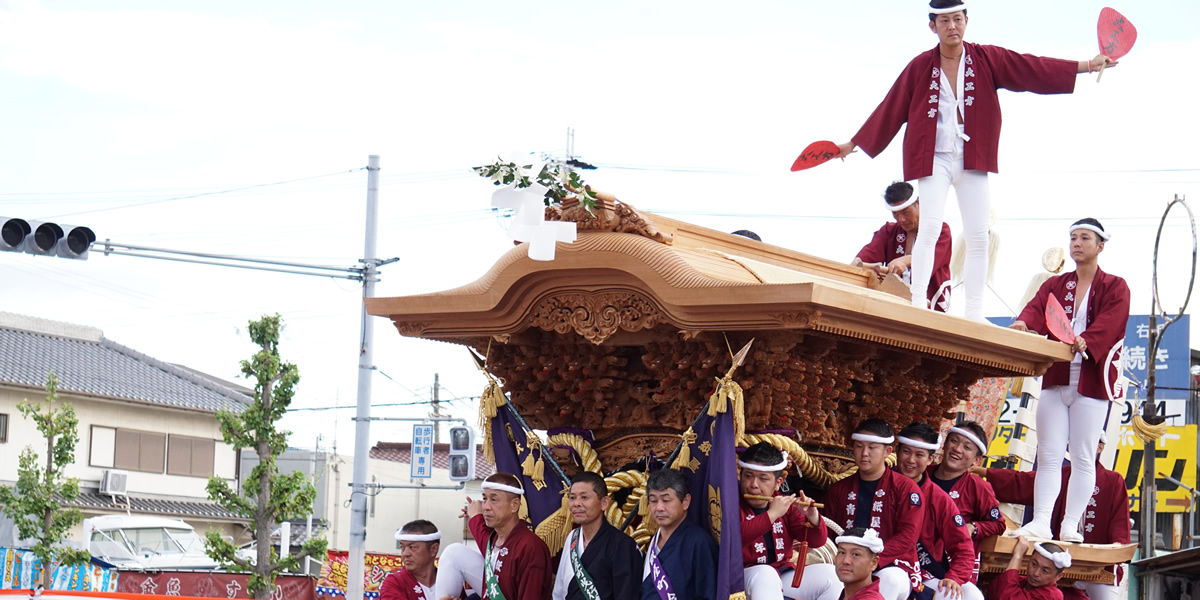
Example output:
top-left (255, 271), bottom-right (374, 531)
top-left (411, 424), bottom-right (434, 479)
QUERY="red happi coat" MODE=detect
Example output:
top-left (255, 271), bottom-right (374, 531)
top-left (845, 577), bottom-right (886, 600)
top-left (1015, 268), bottom-right (1131, 400)
top-left (942, 472), bottom-right (1007, 553)
top-left (856, 221), bottom-right (954, 311)
top-left (379, 568), bottom-right (433, 600)
top-left (913, 475), bottom-right (975, 585)
top-left (739, 499), bottom-right (828, 572)
top-left (984, 464), bottom-right (1131, 545)
top-left (852, 43), bottom-right (1078, 182)
top-left (825, 469), bottom-right (925, 589)
top-left (989, 570), bottom-right (1065, 600)
top-left (468, 514), bottom-right (553, 600)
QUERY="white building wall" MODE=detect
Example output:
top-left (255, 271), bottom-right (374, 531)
top-left (0, 387), bottom-right (237, 499)
top-left (321, 454), bottom-right (481, 555)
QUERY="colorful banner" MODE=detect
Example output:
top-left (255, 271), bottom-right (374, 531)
top-left (0, 549), bottom-right (118, 592)
top-left (315, 551), bottom-right (403, 600)
top-left (679, 406), bottom-right (746, 599)
top-left (116, 572), bottom-right (314, 599)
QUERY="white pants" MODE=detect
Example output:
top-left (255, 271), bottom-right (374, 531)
top-left (876, 566), bottom-right (912, 600)
top-left (913, 151), bottom-right (991, 320)
top-left (922, 578), bottom-right (984, 600)
top-left (744, 563), bottom-right (842, 600)
top-left (1032, 367), bottom-right (1109, 534)
top-left (434, 542), bottom-right (483, 599)
top-left (1075, 580), bottom-right (1121, 600)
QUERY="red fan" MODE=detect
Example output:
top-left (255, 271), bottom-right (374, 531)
top-left (790, 140), bottom-right (840, 172)
top-left (1046, 295), bottom-right (1090, 360)
top-left (1096, 7), bottom-right (1136, 81)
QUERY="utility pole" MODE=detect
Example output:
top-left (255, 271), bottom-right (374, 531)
top-left (432, 373), bottom-right (442, 443)
top-left (346, 154), bottom-right (380, 600)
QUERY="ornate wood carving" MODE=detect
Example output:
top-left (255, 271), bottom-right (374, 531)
top-left (771, 310), bottom-right (822, 328)
top-left (527, 291), bottom-right (662, 345)
top-left (546, 194), bottom-right (673, 245)
top-left (392, 320), bottom-right (429, 337)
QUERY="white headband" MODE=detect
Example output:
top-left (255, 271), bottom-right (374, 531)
top-left (395, 531), bottom-right (441, 542)
top-left (1035, 543), bottom-right (1073, 569)
top-left (836, 529), bottom-right (885, 554)
top-left (897, 436), bottom-right (942, 451)
top-left (929, 2), bottom-right (968, 15)
top-left (947, 427), bottom-right (989, 456)
top-left (1069, 223), bottom-right (1111, 241)
top-left (885, 194), bottom-right (918, 212)
top-left (738, 451), bottom-right (789, 472)
top-left (482, 481), bottom-right (525, 496)
top-left (852, 432), bottom-right (895, 445)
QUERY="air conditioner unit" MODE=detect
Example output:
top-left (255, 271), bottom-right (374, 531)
top-left (100, 470), bottom-right (129, 496)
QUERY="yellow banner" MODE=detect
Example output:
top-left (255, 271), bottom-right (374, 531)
top-left (1113, 425), bottom-right (1197, 513)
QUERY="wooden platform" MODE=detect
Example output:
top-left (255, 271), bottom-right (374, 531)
top-left (979, 535), bottom-right (1137, 585)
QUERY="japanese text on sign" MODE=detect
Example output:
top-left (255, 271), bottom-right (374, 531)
top-left (411, 424), bottom-right (434, 478)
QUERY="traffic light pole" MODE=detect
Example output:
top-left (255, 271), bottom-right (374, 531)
top-left (347, 154), bottom-right (380, 600)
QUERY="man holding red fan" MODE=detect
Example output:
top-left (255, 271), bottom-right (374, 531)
top-left (833, 0), bottom-right (1116, 322)
top-left (1008, 218), bottom-right (1130, 543)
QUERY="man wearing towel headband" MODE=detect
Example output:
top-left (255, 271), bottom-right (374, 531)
top-left (737, 441), bottom-right (840, 600)
top-left (436, 473), bottom-right (552, 600)
top-left (990, 537), bottom-right (1069, 599)
top-left (1009, 218), bottom-right (1130, 544)
top-left (929, 421), bottom-right (1005, 587)
top-left (824, 419), bottom-right (924, 600)
top-left (893, 422), bottom-right (979, 600)
top-left (384, 520), bottom-right (446, 600)
top-left (833, 0), bottom-right (1117, 321)
top-left (833, 528), bottom-right (886, 600)
top-left (853, 181), bottom-right (953, 312)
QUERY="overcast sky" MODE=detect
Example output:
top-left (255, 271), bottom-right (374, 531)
top-left (1, 0), bottom-right (1196, 454)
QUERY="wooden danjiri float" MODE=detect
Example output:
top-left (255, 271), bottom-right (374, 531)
top-left (365, 190), bottom-right (1132, 586)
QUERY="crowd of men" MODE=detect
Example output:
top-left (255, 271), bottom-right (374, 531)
top-left (384, 413), bottom-right (1129, 600)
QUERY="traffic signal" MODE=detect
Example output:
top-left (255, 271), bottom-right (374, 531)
top-left (447, 426), bottom-right (476, 482)
top-left (0, 217), bottom-right (96, 259)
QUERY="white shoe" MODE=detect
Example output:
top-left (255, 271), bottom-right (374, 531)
top-left (1009, 521), bottom-right (1053, 540)
top-left (1059, 529), bottom-right (1084, 543)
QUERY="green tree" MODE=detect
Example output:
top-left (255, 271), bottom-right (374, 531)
top-left (205, 314), bottom-right (327, 598)
top-left (0, 371), bottom-right (91, 588)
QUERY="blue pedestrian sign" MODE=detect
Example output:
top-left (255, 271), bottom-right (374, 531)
top-left (411, 424), bottom-right (434, 478)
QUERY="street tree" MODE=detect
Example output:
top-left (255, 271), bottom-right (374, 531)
top-left (0, 371), bottom-right (90, 588)
top-left (204, 314), bottom-right (327, 598)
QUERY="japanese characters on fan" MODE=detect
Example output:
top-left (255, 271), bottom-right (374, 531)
top-left (823, 418), bottom-right (924, 600)
top-left (852, 181), bottom-right (952, 312)
top-left (976, 434), bottom-right (1130, 600)
top-left (989, 536), bottom-right (1071, 599)
top-left (893, 422), bottom-right (982, 600)
top-left (381, 520), bottom-right (446, 600)
top-left (737, 441), bottom-right (841, 600)
top-left (833, 0), bottom-right (1117, 322)
top-left (834, 528), bottom-right (887, 600)
top-left (552, 472), bottom-right (644, 600)
top-left (1008, 218), bottom-right (1131, 546)
top-left (641, 468), bottom-right (719, 600)
top-left (435, 473), bottom-right (553, 600)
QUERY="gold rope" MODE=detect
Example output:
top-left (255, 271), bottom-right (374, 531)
top-left (478, 374), bottom-right (507, 464)
top-left (534, 484), bottom-right (573, 557)
top-left (546, 433), bottom-right (603, 474)
top-left (739, 433), bottom-right (896, 490)
top-left (671, 428), bottom-right (698, 471)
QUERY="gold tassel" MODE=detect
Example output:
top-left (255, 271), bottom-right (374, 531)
top-left (671, 428), bottom-right (697, 471)
top-left (533, 450), bottom-right (546, 486)
top-left (519, 495), bottom-right (530, 524)
top-left (535, 486), bottom-right (573, 557)
top-left (521, 451), bottom-right (536, 477)
top-left (708, 377), bottom-right (747, 445)
top-left (478, 376), bottom-right (508, 465)
top-left (638, 486), bottom-right (649, 516)
top-left (1132, 414), bottom-right (1168, 443)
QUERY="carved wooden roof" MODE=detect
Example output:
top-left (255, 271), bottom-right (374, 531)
top-left (366, 205), bottom-right (1069, 377)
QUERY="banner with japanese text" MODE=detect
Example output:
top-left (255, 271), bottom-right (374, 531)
top-left (315, 550), bottom-right (403, 600)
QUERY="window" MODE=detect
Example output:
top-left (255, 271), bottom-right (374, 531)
top-left (113, 429), bottom-right (166, 473)
top-left (167, 435), bottom-right (216, 477)
top-left (0, 413), bottom-right (7, 443)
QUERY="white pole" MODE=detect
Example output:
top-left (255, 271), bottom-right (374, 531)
top-left (347, 154), bottom-right (380, 600)
top-left (280, 521), bottom-right (291, 561)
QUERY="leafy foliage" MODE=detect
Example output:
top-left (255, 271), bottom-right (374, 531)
top-left (205, 315), bottom-right (327, 598)
top-left (474, 158), bottom-right (599, 213)
top-left (0, 371), bottom-right (90, 587)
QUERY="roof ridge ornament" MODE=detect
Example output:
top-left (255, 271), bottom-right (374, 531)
top-left (546, 192), bottom-right (674, 245)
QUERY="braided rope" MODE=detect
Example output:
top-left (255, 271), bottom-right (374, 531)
top-left (546, 433), bottom-right (603, 474)
top-left (740, 433), bottom-right (897, 490)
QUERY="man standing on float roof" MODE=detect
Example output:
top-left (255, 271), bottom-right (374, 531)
top-left (833, 0), bottom-right (1117, 321)
top-left (1008, 218), bottom-right (1129, 544)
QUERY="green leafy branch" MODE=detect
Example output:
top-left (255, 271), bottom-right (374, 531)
top-left (473, 158), bottom-right (599, 214)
